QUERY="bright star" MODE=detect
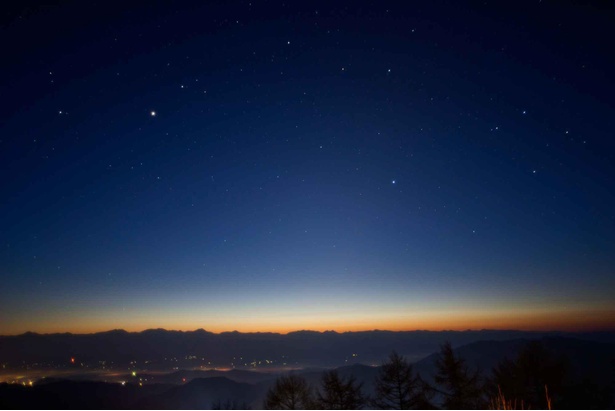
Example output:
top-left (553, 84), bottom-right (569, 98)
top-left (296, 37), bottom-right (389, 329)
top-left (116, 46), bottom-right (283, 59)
top-left (150, 111), bottom-right (156, 117)
top-left (392, 180), bottom-right (396, 184)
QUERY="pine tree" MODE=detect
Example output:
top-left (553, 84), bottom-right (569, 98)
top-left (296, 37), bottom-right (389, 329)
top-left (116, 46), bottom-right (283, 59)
top-left (264, 374), bottom-right (315, 410)
top-left (491, 340), bottom-right (567, 409)
top-left (372, 351), bottom-right (434, 409)
top-left (317, 370), bottom-right (366, 409)
top-left (434, 341), bottom-right (484, 409)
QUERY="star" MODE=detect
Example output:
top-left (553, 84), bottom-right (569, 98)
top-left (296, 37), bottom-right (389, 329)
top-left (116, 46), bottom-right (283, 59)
top-left (150, 111), bottom-right (157, 117)
top-left (391, 180), bottom-right (396, 184)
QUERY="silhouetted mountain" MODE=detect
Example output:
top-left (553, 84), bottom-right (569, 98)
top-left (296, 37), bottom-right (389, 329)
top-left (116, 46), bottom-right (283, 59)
top-left (2, 329), bottom-right (613, 368)
top-left (128, 369), bottom-right (276, 385)
top-left (0, 380), bottom-right (173, 409)
top-left (413, 336), bottom-right (615, 409)
top-left (414, 337), bottom-right (615, 385)
top-left (136, 377), bottom-right (258, 409)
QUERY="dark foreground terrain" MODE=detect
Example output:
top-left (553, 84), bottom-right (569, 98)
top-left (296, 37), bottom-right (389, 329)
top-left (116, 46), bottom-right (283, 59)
top-left (1, 336), bottom-right (614, 409)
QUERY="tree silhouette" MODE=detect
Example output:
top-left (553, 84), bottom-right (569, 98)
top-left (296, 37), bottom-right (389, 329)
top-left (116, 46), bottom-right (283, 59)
top-left (264, 374), bottom-right (315, 410)
top-left (372, 351), bottom-right (434, 409)
top-left (317, 369), bottom-right (367, 409)
top-left (490, 340), bottom-right (567, 409)
top-left (434, 341), bottom-right (484, 409)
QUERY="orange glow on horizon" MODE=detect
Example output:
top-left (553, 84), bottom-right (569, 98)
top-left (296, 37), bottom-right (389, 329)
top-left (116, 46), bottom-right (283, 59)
top-left (3, 306), bottom-right (614, 335)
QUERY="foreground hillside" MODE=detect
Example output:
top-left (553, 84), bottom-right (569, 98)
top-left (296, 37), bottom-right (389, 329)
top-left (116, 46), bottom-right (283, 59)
top-left (1, 337), bottom-right (613, 409)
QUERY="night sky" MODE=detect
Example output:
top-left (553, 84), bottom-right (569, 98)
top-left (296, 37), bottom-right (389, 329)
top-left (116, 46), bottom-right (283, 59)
top-left (1, 1), bottom-right (614, 335)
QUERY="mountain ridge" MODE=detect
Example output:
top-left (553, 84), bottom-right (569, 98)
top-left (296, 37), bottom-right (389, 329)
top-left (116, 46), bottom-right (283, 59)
top-left (2, 329), bottom-right (614, 369)
top-left (6, 327), bottom-right (614, 338)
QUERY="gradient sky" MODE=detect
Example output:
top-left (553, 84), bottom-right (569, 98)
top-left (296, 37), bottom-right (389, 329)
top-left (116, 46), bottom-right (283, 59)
top-left (1, 1), bottom-right (614, 335)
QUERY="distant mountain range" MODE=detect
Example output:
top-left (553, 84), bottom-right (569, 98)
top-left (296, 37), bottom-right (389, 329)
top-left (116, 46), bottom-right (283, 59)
top-left (2, 328), bottom-right (614, 368)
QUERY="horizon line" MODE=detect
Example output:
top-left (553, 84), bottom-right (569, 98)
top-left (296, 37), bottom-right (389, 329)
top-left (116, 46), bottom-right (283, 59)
top-left (3, 326), bottom-right (614, 337)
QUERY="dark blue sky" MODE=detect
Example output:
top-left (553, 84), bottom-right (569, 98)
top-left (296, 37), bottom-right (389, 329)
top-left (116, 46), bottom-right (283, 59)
top-left (1, 0), bottom-right (614, 334)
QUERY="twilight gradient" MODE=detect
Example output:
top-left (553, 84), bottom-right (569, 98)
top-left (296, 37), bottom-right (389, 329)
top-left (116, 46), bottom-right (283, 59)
top-left (1, 1), bottom-right (614, 335)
